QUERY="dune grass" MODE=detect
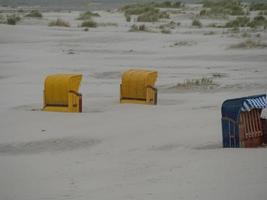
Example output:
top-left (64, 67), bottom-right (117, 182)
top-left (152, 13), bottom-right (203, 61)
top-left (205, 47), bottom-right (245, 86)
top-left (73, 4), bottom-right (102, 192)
top-left (98, 22), bottom-right (118, 27)
top-left (152, 1), bottom-right (184, 8)
top-left (6, 14), bottom-right (21, 25)
top-left (225, 16), bottom-right (250, 28)
top-left (225, 16), bottom-right (267, 29)
top-left (77, 11), bottom-right (100, 20)
top-left (259, 11), bottom-right (267, 15)
top-left (202, 0), bottom-right (245, 16)
top-left (192, 18), bottom-right (202, 28)
top-left (176, 77), bottom-right (217, 89)
top-left (81, 20), bottom-right (97, 28)
top-left (250, 3), bottom-right (267, 11)
top-left (129, 24), bottom-right (150, 32)
top-left (49, 18), bottom-right (70, 27)
top-left (249, 15), bottom-right (267, 29)
top-left (229, 39), bottom-right (267, 49)
top-left (121, 3), bottom-right (170, 22)
top-left (170, 41), bottom-right (197, 47)
top-left (25, 10), bottom-right (42, 18)
top-left (159, 21), bottom-right (177, 30)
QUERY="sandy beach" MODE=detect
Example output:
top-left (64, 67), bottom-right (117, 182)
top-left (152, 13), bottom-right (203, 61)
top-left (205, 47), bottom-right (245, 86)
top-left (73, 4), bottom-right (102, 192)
top-left (0, 4), bottom-right (267, 200)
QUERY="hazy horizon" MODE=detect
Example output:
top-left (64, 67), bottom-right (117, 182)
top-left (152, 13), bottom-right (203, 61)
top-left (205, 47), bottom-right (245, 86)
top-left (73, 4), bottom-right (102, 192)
top-left (0, 0), bottom-right (264, 10)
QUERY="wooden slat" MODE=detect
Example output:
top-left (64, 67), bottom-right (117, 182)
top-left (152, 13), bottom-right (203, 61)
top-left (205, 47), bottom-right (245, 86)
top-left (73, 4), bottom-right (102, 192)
top-left (253, 110), bottom-right (259, 134)
top-left (239, 113), bottom-right (245, 146)
top-left (245, 112), bottom-right (251, 138)
top-left (250, 110), bottom-right (256, 137)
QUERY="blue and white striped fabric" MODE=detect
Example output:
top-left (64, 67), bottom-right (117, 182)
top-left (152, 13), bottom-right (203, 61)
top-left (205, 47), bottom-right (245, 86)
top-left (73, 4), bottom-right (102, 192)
top-left (241, 96), bottom-right (267, 112)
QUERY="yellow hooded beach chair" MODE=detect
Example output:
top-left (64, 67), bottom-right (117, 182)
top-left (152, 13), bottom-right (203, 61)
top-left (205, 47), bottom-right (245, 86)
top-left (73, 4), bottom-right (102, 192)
top-left (43, 74), bottom-right (82, 113)
top-left (120, 69), bottom-right (158, 105)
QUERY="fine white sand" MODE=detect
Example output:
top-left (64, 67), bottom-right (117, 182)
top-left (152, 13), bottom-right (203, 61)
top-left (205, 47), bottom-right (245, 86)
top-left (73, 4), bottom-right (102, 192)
top-left (0, 8), bottom-right (267, 200)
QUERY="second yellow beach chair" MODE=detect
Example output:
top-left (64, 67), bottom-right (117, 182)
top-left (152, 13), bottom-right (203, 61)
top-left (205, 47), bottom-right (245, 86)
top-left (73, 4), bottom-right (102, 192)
top-left (120, 69), bottom-right (158, 105)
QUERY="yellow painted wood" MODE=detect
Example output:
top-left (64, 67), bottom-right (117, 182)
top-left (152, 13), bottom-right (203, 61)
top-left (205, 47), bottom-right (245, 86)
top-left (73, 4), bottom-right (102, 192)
top-left (43, 74), bottom-right (82, 112)
top-left (120, 69), bottom-right (158, 105)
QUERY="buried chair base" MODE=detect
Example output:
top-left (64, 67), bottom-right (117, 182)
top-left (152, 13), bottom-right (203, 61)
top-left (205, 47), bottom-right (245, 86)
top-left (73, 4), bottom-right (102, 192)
top-left (120, 99), bottom-right (154, 105)
top-left (120, 85), bottom-right (158, 105)
top-left (43, 106), bottom-right (70, 112)
top-left (43, 91), bottom-right (82, 113)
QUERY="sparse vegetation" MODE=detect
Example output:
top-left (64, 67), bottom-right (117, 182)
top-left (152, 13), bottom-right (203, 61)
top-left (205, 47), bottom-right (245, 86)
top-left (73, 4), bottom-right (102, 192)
top-left (126, 15), bottom-right (131, 22)
top-left (259, 11), bottom-right (267, 15)
top-left (159, 21), bottom-right (177, 30)
top-left (25, 10), bottom-right (42, 18)
top-left (225, 16), bottom-right (250, 28)
top-left (224, 16), bottom-right (267, 29)
top-left (229, 39), bottom-right (267, 49)
top-left (153, 1), bottom-right (184, 8)
top-left (208, 23), bottom-right (224, 28)
top-left (192, 18), bottom-right (202, 28)
top-left (6, 14), bottom-right (21, 25)
top-left (249, 15), bottom-right (267, 29)
top-left (77, 11), bottom-right (100, 20)
top-left (176, 77), bottom-right (217, 89)
top-left (129, 24), bottom-right (149, 32)
top-left (161, 28), bottom-right (171, 34)
top-left (202, 0), bottom-right (245, 16)
top-left (49, 18), bottom-right (70, 27)
top-left (98, 22), bottom-right (118, 27)
top-left (81, 20), bottom-right (97, 28)
top-left (241, 32), bottom-right (251, 38)
top-left (211, 73), bottom-right (226, 78)
top-left (170, 41), bottom-right (197, 47)
top-left (0, 14), bottom-right (5, 24)
top-left (137, 10), bottom-right (169, 22)
top-left (250, 3), bottom-right (267, 11)
top-left (121, 3), bottom-right (170, 22)
top-left (204, 31), bottom-right (216, 35)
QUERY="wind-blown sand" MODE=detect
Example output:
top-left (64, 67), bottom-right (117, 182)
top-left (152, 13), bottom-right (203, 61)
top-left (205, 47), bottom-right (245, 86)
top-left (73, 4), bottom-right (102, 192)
top-left (0, 8), bottom-right (267, 200)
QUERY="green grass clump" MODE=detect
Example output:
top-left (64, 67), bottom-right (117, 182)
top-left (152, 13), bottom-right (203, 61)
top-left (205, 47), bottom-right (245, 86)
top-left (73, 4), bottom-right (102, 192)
top-left (98, 22), bottom-right (118, 27)
top-left (202, 0), bottom-right (245, 16)
top-left (161, 28), bottom-right (171, 34)
top-left (126, 15), bottom-right (131, 22)
top-left (153, 1), bottom-right (183, 8)
top-left (137, 10), bottom-right (169, 22)
top-left (159, 21), bottom-right (177, 29)
top-left (121, 3), bottom-right (169, 22)
top-left (248, 15), bottom-right (267, 29)
top-left (25, 10), bottom-right (42, 18)
top-left (170, 41), bottom-right (197, 47)
top-left (77, 11), bottom-right (100, 20)
top-left (0, 14), bottom-right (5, 24)
top-left (192, 18), bottom-right (202, 28)
top-left (176, 77), bottom-right (216, 89)
top-left (129, 24), bottom-right (149, 32)
top-left (225, 16), bottom-right (267, 29)
top-left (81, 20), bottom-right (97, 28)
top-left (229, 39), bottom-right (267, 49)
top-left (259, 11), bottom-right (267, 15)
top-left (6, 14), bottom-right (21, 25)
top-left (49, 18), bottom-right (70, 27)
top-left (121, 4), bottom-right (156, 16)
top-left (225, 16), bottom-right (250, 27)
top-left (250, 3), bottom-right (267, 11)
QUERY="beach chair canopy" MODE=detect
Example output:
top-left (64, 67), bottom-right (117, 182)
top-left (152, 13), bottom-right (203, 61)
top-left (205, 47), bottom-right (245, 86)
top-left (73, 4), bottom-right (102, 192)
top-left (121, 69), bottom-right (157, 100)
top-left (222, 94), bottom-right (267, 122)
top-left (44, 74), bottom-right (82, 106)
